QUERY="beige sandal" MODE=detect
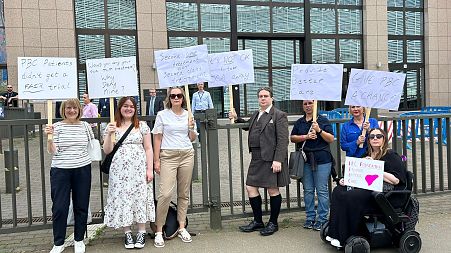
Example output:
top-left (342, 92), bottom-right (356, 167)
top-left (178, 228), bottom-right (192, 243)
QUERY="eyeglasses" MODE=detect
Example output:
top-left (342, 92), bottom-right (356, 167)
top-left (303, 102), bottom-right (313, 105)
top-left (7, 87), bottom-right (12, 89)
top-left (169, 94), bottom-right (183, 99)
top-left (369, 134), bottom-right (384, 139)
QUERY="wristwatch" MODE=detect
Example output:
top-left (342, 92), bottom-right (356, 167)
top-left (317, 129), bottom-right (323, 134)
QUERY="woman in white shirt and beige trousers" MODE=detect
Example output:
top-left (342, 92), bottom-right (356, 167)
top-left (152, 86), bottom-right (197, 248)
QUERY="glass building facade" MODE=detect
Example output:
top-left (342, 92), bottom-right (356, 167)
top-left (0, 0), bottom-right (7, 88)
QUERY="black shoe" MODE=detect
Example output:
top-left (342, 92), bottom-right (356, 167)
top-left (134, 232), bottom-right (146, 249)
top-left (260, 222), bottom-right (279, 236)
top-left (124, 232), bottom-right (135, 249)
top-left (239, 220), bottom-right (265, 232)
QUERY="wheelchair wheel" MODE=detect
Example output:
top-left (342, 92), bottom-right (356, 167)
top-left (320, 221), bottom-right (329, 243)
top-left (345, 236), bottom-right (370, 253)
top-left (398, 230), bottom-right (421, 253)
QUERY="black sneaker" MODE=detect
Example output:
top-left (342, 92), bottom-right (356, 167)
top-left (135, 232), bottom-right (146, 249)
top-left (303, 220), bottom-right (314, 229)
top-left (124, 232), bottom-right (135, 249)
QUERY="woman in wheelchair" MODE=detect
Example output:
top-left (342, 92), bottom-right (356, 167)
top-left (326, 128), bottom-right (406, 249)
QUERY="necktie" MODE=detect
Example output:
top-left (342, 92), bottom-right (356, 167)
top-left (149, 97), bottom-right (155, 115)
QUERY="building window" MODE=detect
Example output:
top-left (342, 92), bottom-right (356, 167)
top-left (387, 0), bottom-right (424, 110)
top-left (75, 0), bottom-right (138, 102)
top-left (0, 0), bottom-right (7, 88)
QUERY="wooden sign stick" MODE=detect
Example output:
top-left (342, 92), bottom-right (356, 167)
top-left (184, 85), bottom-right (193, 121)
top-left (359, 107), bottom-right (372, 148)
top-left (312, 100), bottom-right (318, 123)
top-left (109, 98), bottom-right (115, 143)
top-left (229, 85), bottom-right (235, 124)
top-left (47, 100), bottom-right (53, 140)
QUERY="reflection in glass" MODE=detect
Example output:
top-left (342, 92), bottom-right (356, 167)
top-left (273, 6), bottom-right (304, 33)
top-left (203, 38), bottom-right (230, 53)
top-left (406, 0), bottom-right (423, 8)
top-left (168, 37), bottom-right (197, 49)
top-left (388, 11), bottom-right (403, 35)
top-left (311, 0), bottom-right (335, 4)
top-left (339, 39), bottom-right (361, 63)
top-left (75, 0), bottom-right (105, 29)
top-left (246, 69), bottom-right (268, 113)
top-left (387, 0), bottom-right (403, 7)
top-left (338, 0), bottom-right (362, 5)
top-left (407, 40), bottom-right (422, 63)
top-left (237, 5), bottom-right (270, 33)
top-left (338, 9), bottom-right (362, 34)
top-left (110, 35), bottom-right (136, 58)
top-left (311, 8), bottom-right (336, 34)
top-left (78, 35), bottom-right (105, 64)
top-left (242, 40), bottom-right (268, 67)
top-left (166, 2), bottom-right (198, 31)
top-left (108, 0), bottom-right (136, 29)
top-left (406, 11), bottom-right (423, 35)
top-left (0, 28), bottom-right (6, 64)
top-left (272, 40), bottom-right (295, 67)
top-left (388, 40), bottom-right (403, 63)
top-left (312, 39), bottom-right (335, 63)
top-left (201, 4), bottom-right (230, 32)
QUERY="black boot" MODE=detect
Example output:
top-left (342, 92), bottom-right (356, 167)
top-left (239, 196), bottom-right (264, 232)
top-left (260, 194), bottom-right (281, 236)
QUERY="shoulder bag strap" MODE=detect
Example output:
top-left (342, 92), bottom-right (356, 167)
top-left (83, 121), bottom-right (92, 142)
top-left (110, 123), bottom-right (134, 155)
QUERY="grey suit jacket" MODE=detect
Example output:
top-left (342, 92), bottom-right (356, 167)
top-left (240, 106), bottom-right (289, 163)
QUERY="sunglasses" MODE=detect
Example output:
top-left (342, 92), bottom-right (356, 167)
top-left (169, 94), bottom-right (183, 99)
top-left (369, 134), bottom-right (384, 139)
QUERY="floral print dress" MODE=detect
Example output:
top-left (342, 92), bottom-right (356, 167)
top-left (104, 121), bottom-right (155, 228)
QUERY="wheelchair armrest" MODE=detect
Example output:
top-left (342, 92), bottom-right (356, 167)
top-left (372, 191), bottom-right (401, 226)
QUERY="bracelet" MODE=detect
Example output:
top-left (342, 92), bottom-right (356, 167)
top-left (318, 129), bottom-right (323, 134)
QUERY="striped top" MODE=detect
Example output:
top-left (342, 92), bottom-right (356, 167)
top-left (51, 121), bottom-right (93, 169)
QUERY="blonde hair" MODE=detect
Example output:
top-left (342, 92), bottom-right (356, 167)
top-left (60, 98), bottom-right (83, 121)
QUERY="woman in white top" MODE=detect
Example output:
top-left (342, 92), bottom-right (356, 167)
top-left (44, 98), bottom-right (94, 253)
top-left (152, 87), bottom-right (197, 248)
top-left (103, 97), bottom-right (155, 249)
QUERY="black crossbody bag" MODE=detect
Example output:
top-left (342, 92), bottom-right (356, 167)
top-left (100, 124), bottom-right (134, 174)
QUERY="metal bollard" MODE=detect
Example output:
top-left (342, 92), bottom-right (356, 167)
top-left (4, 150), bottom-right (20, 193)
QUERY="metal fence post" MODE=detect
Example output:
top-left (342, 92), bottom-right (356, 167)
top-left (4, 150), bottom-right (20, 194)
top-left (205, 109), bottom-right (222, 230)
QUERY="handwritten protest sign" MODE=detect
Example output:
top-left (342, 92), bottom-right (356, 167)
top-left (155, 45), bottom-right (210, 88)
top-left (86, 56), bottom-right (139, 99)
top-left (344, 157), bottom-right (384, 192)
top-left (345, 69), bottom-right (406, 110)
top-left (18, 57), bottom-right (77, 99)
top-left (208, 49), bottom-right (255, 87)
top-left (290, 64), bottom-right (343, 101)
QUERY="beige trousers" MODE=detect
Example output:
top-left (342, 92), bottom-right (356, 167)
top-left (156, 149), bottom-right (194, 227)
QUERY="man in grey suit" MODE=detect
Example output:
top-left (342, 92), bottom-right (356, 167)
top-left (230, 87), bottom-right (289, 236)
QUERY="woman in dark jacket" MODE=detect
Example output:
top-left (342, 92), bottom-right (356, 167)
top-left (290, 100), bottom-right (334, 231)
top-left (326, 128), bottom-right (407, 248)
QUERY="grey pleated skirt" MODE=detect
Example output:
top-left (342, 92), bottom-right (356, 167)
top-left (246, 149), bottom-right (290, 188)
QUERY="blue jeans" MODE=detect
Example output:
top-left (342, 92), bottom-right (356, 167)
top-left (303, 162), bottom-right (331, 224)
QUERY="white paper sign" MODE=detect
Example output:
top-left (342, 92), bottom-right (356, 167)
top-left (345, 69), bottom-right (406, 110)
top-left (290, 64), bottom-right (343, 101)
top-left (86, 56), bottom-right (139, 99)
top-left (344, 157), bottom-right (384, 192)
top-left (208, 50), bottom-right (255, 87)
top-left (18, 57), bottom-right (78, 100)
top-left (155, 45), bottom-right (210, 88)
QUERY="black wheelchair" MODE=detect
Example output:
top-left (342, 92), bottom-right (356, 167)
top-left (320, 170), bottom-right (421, 253)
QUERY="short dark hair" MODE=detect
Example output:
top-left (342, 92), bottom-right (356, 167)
top-left (257, 87), bottom-right (273, 97)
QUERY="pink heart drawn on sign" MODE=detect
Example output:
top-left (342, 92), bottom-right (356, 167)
top-left (365, 175), bottom-right (379, 186)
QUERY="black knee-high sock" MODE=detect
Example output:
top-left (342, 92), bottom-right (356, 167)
top-left (269, 194), bottom-right (282, 225)
top-left (249, 195), bottom-right (263, 223)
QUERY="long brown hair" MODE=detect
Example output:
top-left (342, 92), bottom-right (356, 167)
top-left (164, 86), bottom-right (187, 109)
top-left (114, 97), bottom-right (139, 128)
top-left (367, 128), bottom-right (389, 160)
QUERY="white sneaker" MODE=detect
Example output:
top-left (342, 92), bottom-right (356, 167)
top-left (154, 232), bottom-right (165, 248)
top-left (331, 239), bottom-right (342, 248)
top-left (49, 245), bottom-right (64, 253)
top-left (74, 240), bottom-right (86, 253)
top-left (325, 236), bottom-right (333, 242)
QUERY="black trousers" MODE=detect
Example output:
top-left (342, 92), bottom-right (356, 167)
top-left (51, 165), bottom-right (92, 245)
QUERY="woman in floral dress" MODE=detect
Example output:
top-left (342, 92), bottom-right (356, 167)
top-left (103, 97), bottom-right (155, 249)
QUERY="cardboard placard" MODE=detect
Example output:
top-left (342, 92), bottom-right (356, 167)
top-left (344, 157), bottom-right (384, 192)
top-left (208, 49), bottom-right (255, 87)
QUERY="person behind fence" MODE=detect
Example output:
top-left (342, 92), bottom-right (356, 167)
top-left (103, 96), bottom-right (155, 249)
top-left (152, 86), bottom-right (197, 248)
top-left (326, 128), bottom-right (407, 249)
top-left (191, 82), bottom-right (213, 142)
top-left (0, 84), bottom-right (19, 107)
top-left (290, 100), bottom-right (334, 231)
top-left (44, 98), bottom-right (94, 253)
top-left (340, 105), bottom-right (378, 158)
top-left (229, 87), bottom-right (289, 236)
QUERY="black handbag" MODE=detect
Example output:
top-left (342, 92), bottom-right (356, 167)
top-left (289, 138), bottom-right (307, 180)
top-left (100, 124), bottom-right (134, 174)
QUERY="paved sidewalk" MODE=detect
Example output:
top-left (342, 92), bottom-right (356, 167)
top-left (1, 193), bottom-right (450, 253)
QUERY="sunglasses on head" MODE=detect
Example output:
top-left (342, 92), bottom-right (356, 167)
top-left (169, 94), bottom-right (183, 99)
top-left (369, 134), bottom-right (384, 139)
